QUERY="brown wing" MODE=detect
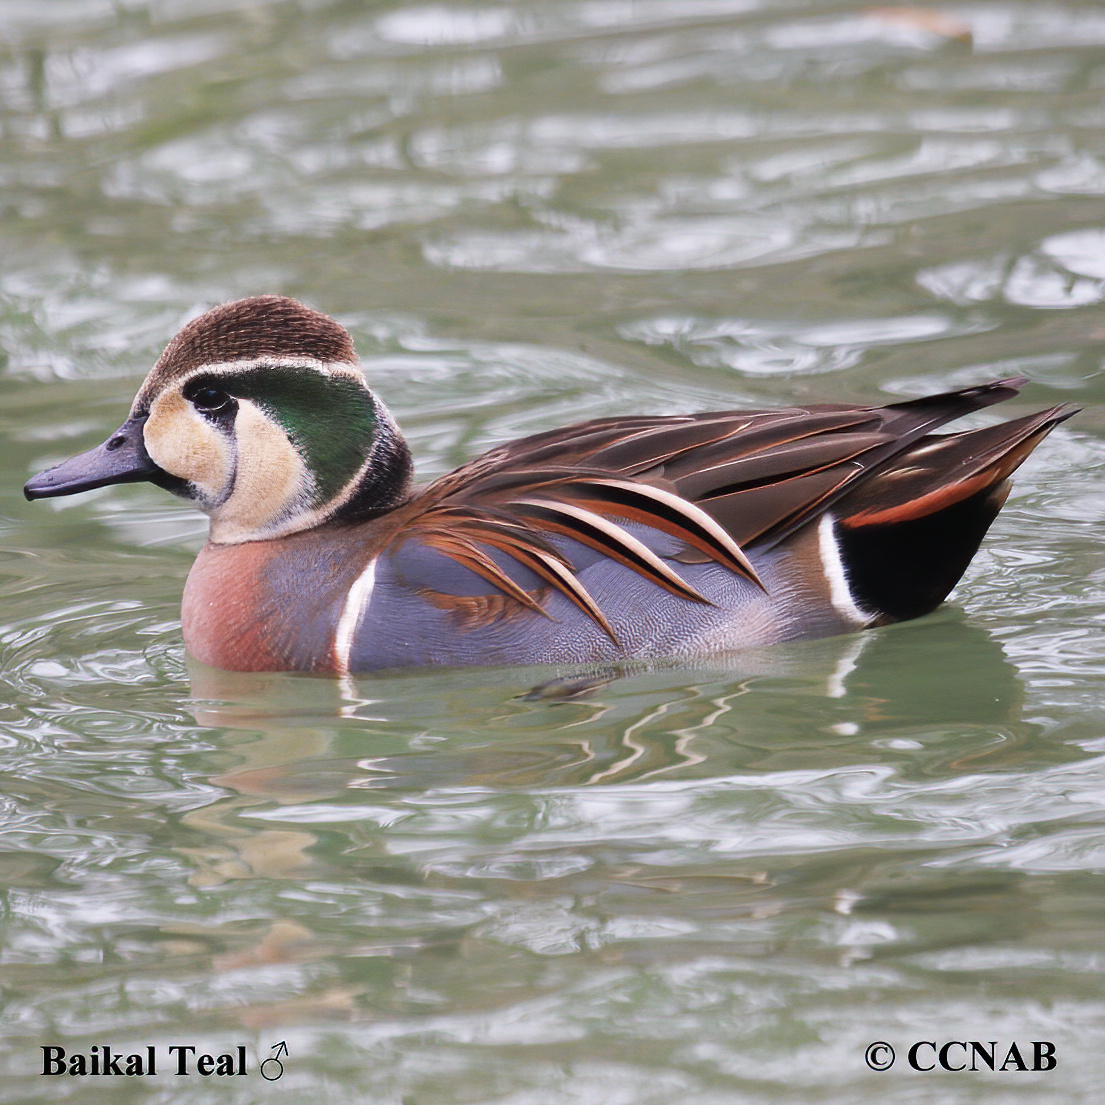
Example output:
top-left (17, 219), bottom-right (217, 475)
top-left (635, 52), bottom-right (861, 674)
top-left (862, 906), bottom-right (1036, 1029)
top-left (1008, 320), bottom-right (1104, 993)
top-left (394, 377), bottom-right (1075, 637)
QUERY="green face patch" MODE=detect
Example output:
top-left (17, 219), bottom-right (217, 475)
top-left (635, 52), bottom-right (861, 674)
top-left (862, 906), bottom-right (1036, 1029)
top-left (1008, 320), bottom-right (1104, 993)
top-left (213, 365), bottom-right (378, 505)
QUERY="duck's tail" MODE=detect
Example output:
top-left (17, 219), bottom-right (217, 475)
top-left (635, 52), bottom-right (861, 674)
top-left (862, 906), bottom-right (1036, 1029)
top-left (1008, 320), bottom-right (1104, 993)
top-left (833, 397), bottom-right (1076, 622)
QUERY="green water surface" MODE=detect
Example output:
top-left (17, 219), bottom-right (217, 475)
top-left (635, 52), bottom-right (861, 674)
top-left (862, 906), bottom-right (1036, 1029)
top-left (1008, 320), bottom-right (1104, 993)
top-left (2, 1), bottom-right (1105, 1102)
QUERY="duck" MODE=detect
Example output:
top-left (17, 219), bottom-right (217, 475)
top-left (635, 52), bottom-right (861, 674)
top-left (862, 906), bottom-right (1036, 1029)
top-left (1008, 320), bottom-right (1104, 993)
top-left (24, 295), bottom-right (1075, 673)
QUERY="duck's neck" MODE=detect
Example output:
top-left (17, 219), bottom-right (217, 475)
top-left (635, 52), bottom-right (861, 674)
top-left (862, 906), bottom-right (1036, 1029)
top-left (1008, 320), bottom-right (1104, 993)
top-left (326, 399), bottom-right (413, 526)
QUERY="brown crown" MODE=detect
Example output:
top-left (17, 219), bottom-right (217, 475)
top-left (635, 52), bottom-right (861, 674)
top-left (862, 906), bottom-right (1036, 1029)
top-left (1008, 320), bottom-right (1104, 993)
top-left (136, 296), bottom-right (359, 406)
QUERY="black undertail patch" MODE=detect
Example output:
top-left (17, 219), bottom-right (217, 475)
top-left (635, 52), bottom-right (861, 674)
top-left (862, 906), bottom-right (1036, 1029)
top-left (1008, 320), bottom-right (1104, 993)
top-left (836, 485), bottom-right (1006, 623)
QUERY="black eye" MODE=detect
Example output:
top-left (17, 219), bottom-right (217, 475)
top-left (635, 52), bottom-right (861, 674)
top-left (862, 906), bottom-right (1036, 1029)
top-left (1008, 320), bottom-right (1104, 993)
top-left (185, 383), bottom-right (235, 415)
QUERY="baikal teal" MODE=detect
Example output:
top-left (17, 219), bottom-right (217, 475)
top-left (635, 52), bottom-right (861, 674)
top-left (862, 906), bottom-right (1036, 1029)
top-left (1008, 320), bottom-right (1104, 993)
top-left (41, 1044), bottom-right (248, 1077)
top-left (24, 296), bottom-right (1075, 673)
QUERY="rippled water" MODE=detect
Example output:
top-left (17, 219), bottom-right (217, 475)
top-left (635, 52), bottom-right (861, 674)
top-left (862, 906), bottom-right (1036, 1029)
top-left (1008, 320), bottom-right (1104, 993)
top-left (3, 1), bottom-right (1105, 1101)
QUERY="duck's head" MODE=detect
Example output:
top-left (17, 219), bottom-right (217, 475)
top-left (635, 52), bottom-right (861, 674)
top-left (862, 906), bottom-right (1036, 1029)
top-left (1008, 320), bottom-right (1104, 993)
top-left (24, 296), bottom-right (412, 544)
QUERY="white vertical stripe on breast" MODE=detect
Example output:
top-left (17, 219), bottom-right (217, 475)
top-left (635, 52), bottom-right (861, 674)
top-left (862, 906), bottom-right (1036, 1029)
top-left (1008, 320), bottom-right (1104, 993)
top-left (333, 558), bottom-right (377, 674)
top-left (818, 512), bottom-right (872, 627)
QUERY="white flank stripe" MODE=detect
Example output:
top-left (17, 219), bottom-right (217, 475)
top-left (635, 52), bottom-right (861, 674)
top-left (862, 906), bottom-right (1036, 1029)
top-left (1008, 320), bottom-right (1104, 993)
top-left (333, 558), bottom-right (377, 674)
top-left (818, 512), bottom-right (872, 626)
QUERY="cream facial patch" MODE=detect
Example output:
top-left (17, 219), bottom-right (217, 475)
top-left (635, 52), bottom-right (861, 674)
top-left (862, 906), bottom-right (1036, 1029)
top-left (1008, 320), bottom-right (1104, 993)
top-left (144, 391), bottom-right (233, 504)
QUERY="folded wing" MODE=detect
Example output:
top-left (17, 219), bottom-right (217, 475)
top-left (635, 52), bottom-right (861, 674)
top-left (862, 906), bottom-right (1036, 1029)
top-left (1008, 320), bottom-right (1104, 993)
top-left (392, 378), bottom-right (1075, 636)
